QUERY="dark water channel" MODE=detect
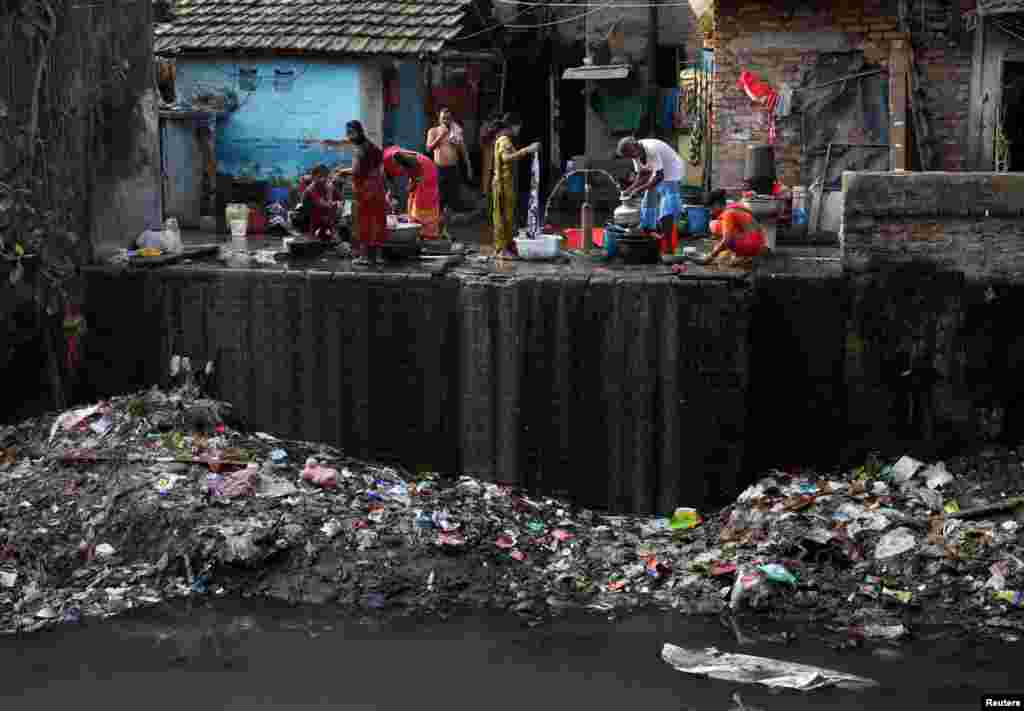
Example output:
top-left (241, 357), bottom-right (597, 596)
top-left (0, 598), bottom-right (1015, 710)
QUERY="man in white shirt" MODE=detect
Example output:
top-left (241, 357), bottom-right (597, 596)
top-left (618, 137), bottom-right (685, 245)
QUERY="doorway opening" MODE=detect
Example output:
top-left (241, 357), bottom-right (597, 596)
top-left (999, 61), bottom-right (1024, 171)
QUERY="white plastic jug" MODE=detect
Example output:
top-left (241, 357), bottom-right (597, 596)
top-left (163, 217), bottom-right (183, 254)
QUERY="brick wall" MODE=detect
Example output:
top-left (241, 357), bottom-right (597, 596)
top-left (708, 0), bottom-right (971, 189)
top-left (842, 171), bottom-right (1024, 281)
top-left (710, 0), bottom-right (899, 190)
top-left (906, 0), bottom-right (973, 171)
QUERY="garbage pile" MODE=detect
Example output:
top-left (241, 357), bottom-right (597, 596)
top-left (2, 382), bottom-right (1024, 640)
top-left (664, 454), bottom-right (1024, 642)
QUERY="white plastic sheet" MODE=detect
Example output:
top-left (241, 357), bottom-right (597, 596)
top-left (661, 643), bottom-right (878, 692)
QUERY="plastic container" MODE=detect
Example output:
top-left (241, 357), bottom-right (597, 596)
top-left (514, 235), bottom-right (562, 260)
top-left (268, 186), bottom-right (290, 204)
top-left (225, 203), bottom-right (248, 229)
top-left (685, 206), bottom-right (710, 235)
top-left (604, 228), bottom-right (619, 258)
top-left (247, 207), bottom-right (266, 235)
top-left (230, 220), bottom-right (248, 238)
top-left (564, 227), bottom-right (605, 250)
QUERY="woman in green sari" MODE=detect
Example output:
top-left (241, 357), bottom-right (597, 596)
top-left (490, 113), bottom-right (540, 258)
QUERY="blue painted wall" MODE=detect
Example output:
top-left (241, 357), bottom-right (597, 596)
top-left (175, 57), bottom-right (362, 181)
top-left (395, 61), bottom-right (427, 154)
top-left (383, 61), bottom-right (427, 153)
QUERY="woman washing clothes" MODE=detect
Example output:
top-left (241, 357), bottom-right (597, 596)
top-left (301, 164), bottom-right (342, 242)
top-left (337, 120), bottom-right (388, 266)
top-left (700, 189), bottom-right (767, 268)
top-left (382, 147), bottom-right (442, 240)
top-left (490, 113), bottom-right (540, 259)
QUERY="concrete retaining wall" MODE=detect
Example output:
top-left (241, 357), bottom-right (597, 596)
top-left (81, 267), bottom-right (752, 514)
top-left (842, 171), bottom-right (1024, 281)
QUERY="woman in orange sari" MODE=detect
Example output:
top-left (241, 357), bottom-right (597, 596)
top-left (338, 120), bottom-right (388, 266)
top-left (382, 147), bottom-right (441, 240)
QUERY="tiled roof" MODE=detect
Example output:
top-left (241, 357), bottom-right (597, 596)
top-left (154, 0), bottom-right (476, 57)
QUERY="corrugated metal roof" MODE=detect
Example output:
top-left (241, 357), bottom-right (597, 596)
top-left (154, 0), bottom-right (477, 57)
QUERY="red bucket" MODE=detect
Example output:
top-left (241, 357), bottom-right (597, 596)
top-left (564, 227), bottom-right (605, 250)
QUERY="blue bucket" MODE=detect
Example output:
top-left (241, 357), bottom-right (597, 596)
top-left (605, 229), bottom-right (619, 258)
top-left (567, 174), bottom-right (584, 194)
top-left (685, 206), bottom-right (711, 235)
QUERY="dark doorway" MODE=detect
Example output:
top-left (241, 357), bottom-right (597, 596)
top-left (557, 41), bottom-right (587, 164)
top-left (1001, 61), bottom-right (1024, 171)
top-left (503, 35), bottom-right (554, 213)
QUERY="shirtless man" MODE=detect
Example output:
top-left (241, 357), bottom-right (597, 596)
top-left (426, 107), bottom-right (471, 218)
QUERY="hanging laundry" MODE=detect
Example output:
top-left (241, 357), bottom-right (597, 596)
top-left (526, 152), bottom-right (541, 238)
top-left (775, 83), bottom-right (794, 119)
top-left (738, 69), bottom-right (780, 145)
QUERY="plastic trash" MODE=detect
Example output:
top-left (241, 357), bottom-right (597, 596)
top-left (0, 571), bottom-right (17, 588)
top-left (270, 449), bottom-right (288, 464)
top-left (95, 543), bottom-right (117, 559)
top-left (661, 643), bottom-right (878, 692)
top-left (994, 590), bottom-right (1024, 608)
top-left (301, 458), bottom-right (339, 489)
top-left (874, 527), bottom-right (917, 559)
top-left (890, 456), bottom-right (924, 483)
top-left (730, 565), bottom-right (767, 610)
top-left (758, 563), bottom-right (798, 586)
top-left (881, 588), bottom-right (912, 604)
top-left (670, 507), bottom-right (702, 530)
top-left (923, 463), bottom-right (954, 490)
top-left (205, 473), bottom-right (225, 497)
top-left (222, 464), bottom-right (258, 498)
top-left (858, 623), bottom-right (907, 640)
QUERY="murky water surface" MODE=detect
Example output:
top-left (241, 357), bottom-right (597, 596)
top-left (0, 599), bottom-right (1015, 709)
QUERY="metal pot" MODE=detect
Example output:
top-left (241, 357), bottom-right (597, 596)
top-left (614, 193), bottom-right (642, 227)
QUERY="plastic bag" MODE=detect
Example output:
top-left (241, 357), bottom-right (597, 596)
top-left (874, 527), bottom-right (917, 559)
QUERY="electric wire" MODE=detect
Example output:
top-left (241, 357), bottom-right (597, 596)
top-left (450, 0), bottom-right (620, 42)
top-left (495, 0), bottom-right (698, 7)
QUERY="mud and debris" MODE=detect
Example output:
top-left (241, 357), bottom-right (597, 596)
top-left (2, 385), bottom-right (1024, 644)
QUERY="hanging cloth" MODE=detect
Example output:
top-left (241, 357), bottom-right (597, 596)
top-left (527, 152), bottom-right (541, 238)
top-left (738, 69), bottom-right (779, 145)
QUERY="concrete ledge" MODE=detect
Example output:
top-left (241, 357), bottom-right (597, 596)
top-left (842, 171), bottom-right (1024, 281)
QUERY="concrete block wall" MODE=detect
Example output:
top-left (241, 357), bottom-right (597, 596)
top-left (842, 171), bottom-right (1024, 281)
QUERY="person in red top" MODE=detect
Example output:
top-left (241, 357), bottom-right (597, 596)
top-left (382, 147), bottom-right (441, 240)
top-left (302, 164), bottom-right (341, 242)
top-left (338, 120), bottom-right (388, 266)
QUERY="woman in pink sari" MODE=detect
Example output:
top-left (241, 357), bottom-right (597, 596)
top-left (382, 147), bottom-right (441, 240)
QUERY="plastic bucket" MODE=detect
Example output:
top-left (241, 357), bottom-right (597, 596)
top-left (268, 186), bottom-right (290, 204)
top-left (685, 206), bottom-right (711, 235)
top-left (567, 174), bottom-right (585, 194)
top-left (565, 227), bottom-right (605, 250)
top-left (605, 229), bottom-right (618, 258)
